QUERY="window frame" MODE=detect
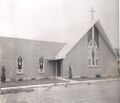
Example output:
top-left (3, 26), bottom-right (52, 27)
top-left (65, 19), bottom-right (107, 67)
top-left (16, 56), bottom-right (24, 74)
top-left (38, 56), bottom-right (45, 73)
top-left (88, 40), bottom-right (99, 67)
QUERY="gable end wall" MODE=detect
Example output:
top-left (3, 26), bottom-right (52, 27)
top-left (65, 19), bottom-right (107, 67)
top-left (62, 29), bottom-right (118, 78)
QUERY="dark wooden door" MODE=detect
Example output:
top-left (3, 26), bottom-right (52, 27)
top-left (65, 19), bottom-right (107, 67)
top-left (57, 60), bottom-right (61, 76)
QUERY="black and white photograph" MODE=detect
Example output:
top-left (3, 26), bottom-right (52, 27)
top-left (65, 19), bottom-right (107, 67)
top-left (0, 0), bottom-right (120, 103)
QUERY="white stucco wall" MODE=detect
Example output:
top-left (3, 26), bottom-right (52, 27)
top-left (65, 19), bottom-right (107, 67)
top-left (63, 28), bottom-right (118, 78)
top-left (0, 37), bottom-right (64, 81)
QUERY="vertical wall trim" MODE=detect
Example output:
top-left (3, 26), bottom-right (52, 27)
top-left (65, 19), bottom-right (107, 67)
top-left (55, 60), bottom-right (57, 78)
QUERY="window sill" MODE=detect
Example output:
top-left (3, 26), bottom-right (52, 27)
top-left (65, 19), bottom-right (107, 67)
top-left (88, 65), bottom-right (99, 68)
top-left (38, 69), bottom-right (45, 73)
top-left (16, 69), bottom-right (24, 75)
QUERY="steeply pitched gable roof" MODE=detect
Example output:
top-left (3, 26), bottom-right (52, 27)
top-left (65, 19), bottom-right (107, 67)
top-left (0, 19), bottom-right (116, 60)
top-left (55, 19), bottom-right (117, 60)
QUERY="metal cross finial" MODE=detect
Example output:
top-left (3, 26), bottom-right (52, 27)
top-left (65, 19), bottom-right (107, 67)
top-left (90, 7), bottom-right (95, 21)
top-left (90, 7), bottom-right (95, 40)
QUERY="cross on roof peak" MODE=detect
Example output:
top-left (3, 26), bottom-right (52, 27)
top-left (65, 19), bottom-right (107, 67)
top-left (90, 7), bottom-right (96, 21)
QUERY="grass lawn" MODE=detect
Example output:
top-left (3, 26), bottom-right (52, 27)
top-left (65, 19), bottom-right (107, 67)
top-left (1, 78), bottom-right (66, 88)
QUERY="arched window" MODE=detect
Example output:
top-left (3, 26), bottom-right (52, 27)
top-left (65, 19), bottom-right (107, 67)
top-left (17, 56), bottom-right (22, 70)
top-left (38, 56), bottom-right (45, 73)
top-left (88, 40), bottom-right (98, 67)
top-left (16, 56), bottom-right (24, 74)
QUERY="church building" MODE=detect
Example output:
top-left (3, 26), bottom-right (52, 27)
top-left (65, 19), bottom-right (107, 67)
top-left (0, 19), bottom-right (119, 82)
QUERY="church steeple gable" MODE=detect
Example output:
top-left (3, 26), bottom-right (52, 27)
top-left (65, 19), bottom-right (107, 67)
top-left (88, 7), bottom-right (99, 67)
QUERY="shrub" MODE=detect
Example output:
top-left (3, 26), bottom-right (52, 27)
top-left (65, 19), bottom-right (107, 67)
top-left (69, 66), bottom-right (72, 79)
top-left (1, 65), bottom-right (6, 82)
top-left (96, 74), bottom-right (101, 78)
top-left (31, 77), bottom-right (36, 80)
top-left (18, 78), bottom-right (23, 81)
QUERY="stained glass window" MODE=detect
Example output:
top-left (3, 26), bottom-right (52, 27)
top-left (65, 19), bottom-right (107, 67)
top-left (88, 40), bottom-right (99, 67)
top-left (39, 56), bottom-right (45, 73)
top-left (16, 56), bottom-right (24, 74)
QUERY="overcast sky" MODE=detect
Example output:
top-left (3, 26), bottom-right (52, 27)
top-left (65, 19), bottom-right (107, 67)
top-left (0, 0), bottom-right (119, 48)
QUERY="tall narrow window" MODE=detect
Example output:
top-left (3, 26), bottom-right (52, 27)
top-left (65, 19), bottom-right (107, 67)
top-left (38, 56), bottom-right (45, 73)
top-left (88, 8), bottom-right (99, 67)
top-left (88, 40), bottom-right (98, 67)
top-left (16, 56), bottom-right (24, 74)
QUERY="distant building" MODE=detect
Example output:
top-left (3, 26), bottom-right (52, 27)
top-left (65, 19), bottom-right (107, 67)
top-left (0, 19), bottom-right (119, 82)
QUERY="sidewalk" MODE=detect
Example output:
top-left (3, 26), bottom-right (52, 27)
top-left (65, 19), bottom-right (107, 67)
top-left (1, 78), bottom-right (66, 89)
top-left (1, 77), bottom-right (120, 91)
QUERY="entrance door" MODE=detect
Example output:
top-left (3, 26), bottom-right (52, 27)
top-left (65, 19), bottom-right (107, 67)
top-left (57, 60), bottom-right (61, 76)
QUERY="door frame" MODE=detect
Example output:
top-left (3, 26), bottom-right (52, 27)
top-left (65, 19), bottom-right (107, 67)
top-left (55, 60), bottom-right (62, 77)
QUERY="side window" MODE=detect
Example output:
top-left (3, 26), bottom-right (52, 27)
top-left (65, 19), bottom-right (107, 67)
top-left (38, 56), bottom-right (45, 73)
top-left (16, 56), bottom-right (24, 74)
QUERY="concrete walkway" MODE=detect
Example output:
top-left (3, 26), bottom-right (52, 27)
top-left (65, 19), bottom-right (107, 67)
top-left (57, 77), bottom-right (78, 83)
top-left (57, 77), bottom-right (120, 83)
top-left (2, 78), bottom-right (120, 103)
top-left (1, 77), bottom-right (120, 91)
